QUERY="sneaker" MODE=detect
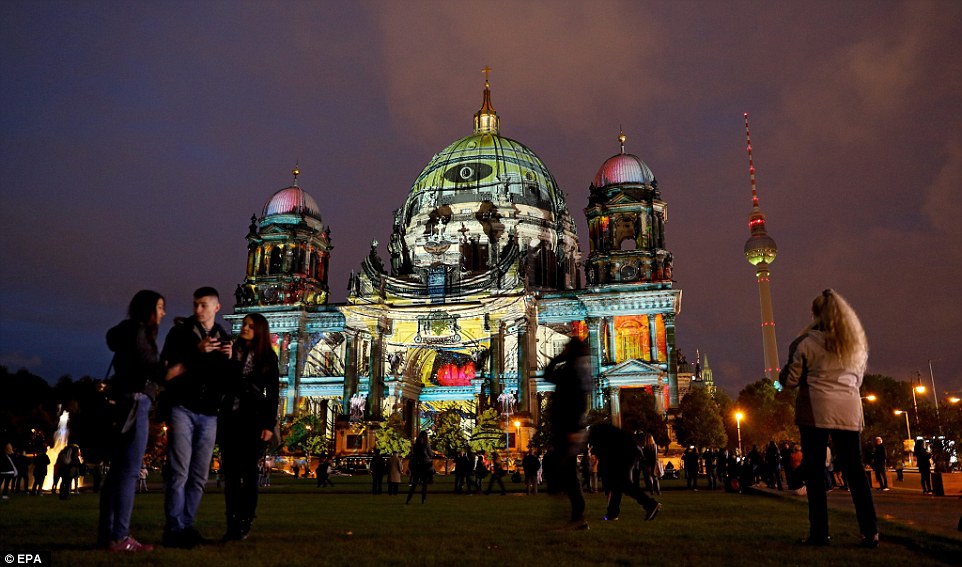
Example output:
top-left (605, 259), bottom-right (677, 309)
top-left (108, 536), bottom-right (154, 553)
top-left (858, 534), bottom-right (879, 549)
top-left (644, 502), bottom-right (662, 521)
top-left (602, 515), bottom-right (619, 521)
top-left (798, 536), bottom-right (831, 546)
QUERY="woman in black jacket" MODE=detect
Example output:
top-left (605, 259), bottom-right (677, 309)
top-left (219, 313), bottom-right (279, 541)
top-left (98, 289), bottom-right (166, 552)
top-left (406, 430), bottom-right (435, 504)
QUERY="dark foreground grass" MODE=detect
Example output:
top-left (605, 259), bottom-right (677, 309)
top-left (1, 474), bottom-right (959, 567)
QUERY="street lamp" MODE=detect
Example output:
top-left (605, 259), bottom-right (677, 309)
top-left (513, 420), bottom-right (521, 457)
top-left (928, 359), bottom-right (943, 435)
top-left (911, 381), bottom-right (926, 431)
top-left (894, 410), bottom-right (913, 467)
top-left (893, 410), bottom-right (911, 440)
top-left (735, 411), bottom-right (744, 457)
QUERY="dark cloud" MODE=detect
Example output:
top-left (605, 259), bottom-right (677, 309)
top-left (2, 0), bottom-right (960, 398)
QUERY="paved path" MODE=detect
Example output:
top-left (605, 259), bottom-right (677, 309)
top-left (754, 472), bottom-right (962, 540)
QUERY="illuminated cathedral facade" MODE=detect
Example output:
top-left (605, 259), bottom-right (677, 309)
top-left (227, 79), bottom-right (683, 454)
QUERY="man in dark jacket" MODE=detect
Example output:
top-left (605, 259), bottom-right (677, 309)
top-left (871, 437), bottom-right (888, 491)
top-left (588, 423), bottom-right (661, 521)
top-left (161, 287), bottom-right (232, 548)
top-left (522, 449), bottom-right (541, 495)
top-left (370, 449), bottom-right (386, 495)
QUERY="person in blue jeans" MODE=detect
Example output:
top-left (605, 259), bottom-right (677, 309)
top-left (98, 289), bottom-right (168, 553)
top-left (161, 287), bottom-right (232, 549)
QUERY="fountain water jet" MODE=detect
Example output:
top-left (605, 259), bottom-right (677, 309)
top-left (42, 411), bottom-right (81, 491)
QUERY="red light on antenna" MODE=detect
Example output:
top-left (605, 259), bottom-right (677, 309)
top-left (744, 112), bottom-right (748, 117)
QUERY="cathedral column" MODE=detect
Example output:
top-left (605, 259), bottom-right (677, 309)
top-left (606, 318), bottom-right (617, 364)
top-left (648, 314), bottom-right (659, 361)
top-left (610, 387), bottom-right (622, 428)
top-left (586, 317), bottom-right (603, 409)
top-left (516, 316), bottom-right (535, 415)
top-left (486, 321), bottom-right (505, 410)
top-left (664, 314), bottom-right (679, 408)
top-left (287, 332), bottom-right (300, 417)
top-left (368, 319), bottom-right (389, 420)
top-left (342, 331), bottom-right (358, 419)
top-left (653, 383), bottom-right (666, 414)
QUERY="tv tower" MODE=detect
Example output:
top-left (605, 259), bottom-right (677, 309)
top-left (742, 113), bottom-right (780, 381)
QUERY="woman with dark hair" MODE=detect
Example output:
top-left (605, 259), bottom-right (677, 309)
top-left (779, 289), bottom-right (878, 548)
top-left (98, 289), bottom-right (167, 552)
top-left (406, 430), bottom-right (435, 504)
top-left (219, 313), bottom-right (279, 541)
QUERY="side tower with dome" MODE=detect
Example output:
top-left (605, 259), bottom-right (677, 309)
top-left (230, 76), bottom-right (684, 454)
top-left (538, 131), bottom-right (682, 415)
top-left (228, 168), bottom-right (344, 416)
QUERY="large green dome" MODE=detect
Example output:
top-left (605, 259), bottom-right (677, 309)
top-left (390, 80), bottom-right (579, 290)
top-left (408, 131), bottom-right (565, 212)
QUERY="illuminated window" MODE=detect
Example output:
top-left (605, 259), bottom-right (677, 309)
top-left (615, 316), bottom-right (650, 362)
top-left (655, 314), bottom-right (667, 361)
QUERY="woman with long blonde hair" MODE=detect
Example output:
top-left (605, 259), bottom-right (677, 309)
top-left (779, 289), bottom-right (878, 548)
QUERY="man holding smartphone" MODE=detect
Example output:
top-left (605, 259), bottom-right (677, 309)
top-left (161, 287), bottom-right (232, 549)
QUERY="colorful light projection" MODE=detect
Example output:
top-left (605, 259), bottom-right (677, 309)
top-left (418, 400), bottom-right (477, 434)
top-left (615, 315), bottom-right (650, 362)
top-left (413, 348), bottom-right (478, 387)
top-left (612, 314), bottom-right (667, 363)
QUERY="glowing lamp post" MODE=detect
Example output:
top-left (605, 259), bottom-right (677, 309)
top-left (894, 410), bottom-right (911, 440)
top-left (911, 383), bottom-right (926, 432)
top-left (513, 420), bottom-right (521, 457)
top-left (894, 410), bottom-right (913, 467)
top-left (735, 412), bottom-right (744, 457)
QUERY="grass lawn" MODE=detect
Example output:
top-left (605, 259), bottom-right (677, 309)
top-left (1, 473), bottom-right (958, 566)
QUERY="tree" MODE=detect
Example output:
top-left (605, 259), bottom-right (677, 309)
top-left (431, 409), bottom-right (468, 458)
top-left (0, 366), bottom-right (57, 451)
top-left (375, 414), bottom-right (412, 456)
top-left (673, 388), bottom-right (727, 450)
top-left (469, 408), bottom-right (505, 453)
top-left (620, 388), bottom-right (669, 447)
top-left (283, 414), bottom-right (321, 454)
top-left (734, 378), bottom-right (797, 449)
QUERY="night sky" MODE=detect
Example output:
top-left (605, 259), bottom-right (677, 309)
top-left (2, 1), bottom-right (960, 398)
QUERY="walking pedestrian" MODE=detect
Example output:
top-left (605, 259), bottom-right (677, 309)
top-left (588, 423), bottom-right (661, 522)
top-left (544, 336), bottom-right (591, 530)
top-left (406, 431), bottom-right (434, 504)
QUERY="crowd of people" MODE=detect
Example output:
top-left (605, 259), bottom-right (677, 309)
top-left (2, 287), bottom-right (950, 553)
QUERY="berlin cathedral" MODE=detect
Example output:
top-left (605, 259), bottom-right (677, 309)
top-left (227, 77), bottom-right (708, 454)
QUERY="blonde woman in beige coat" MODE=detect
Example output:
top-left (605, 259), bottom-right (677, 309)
top-left (779, 289), bottom-right (878, 549)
